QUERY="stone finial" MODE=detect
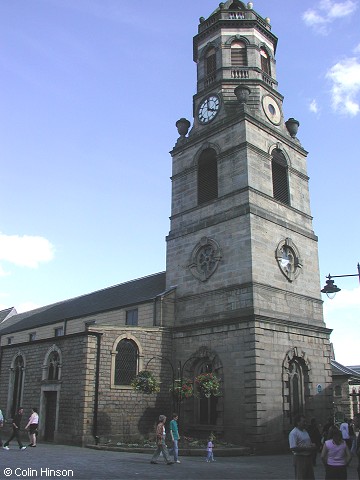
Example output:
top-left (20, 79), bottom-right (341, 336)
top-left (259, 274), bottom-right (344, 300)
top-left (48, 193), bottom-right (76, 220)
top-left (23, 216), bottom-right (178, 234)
top-left (247, 2), bottom-right (253, 9)
top-left (265, 17), bottom-right (271, 24)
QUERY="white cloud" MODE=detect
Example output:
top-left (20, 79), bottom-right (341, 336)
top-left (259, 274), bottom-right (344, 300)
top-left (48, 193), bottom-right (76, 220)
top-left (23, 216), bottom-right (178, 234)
top-left (326, 57), bottom-right (360, 115)
top-left (309, 99), bottom-right (319, 113)
top-left (0, 265), bottom-right (10, 277)
top-left (324, 0), bottom-right (358, 18)
top-left (303, 0), bottom-right (357, 34)
top-left (323, 286), bottom-right (360, 365)
top-left (0, 233), bottom-right (55, 269)
top-left (15, 302), bottom-right (41, 314)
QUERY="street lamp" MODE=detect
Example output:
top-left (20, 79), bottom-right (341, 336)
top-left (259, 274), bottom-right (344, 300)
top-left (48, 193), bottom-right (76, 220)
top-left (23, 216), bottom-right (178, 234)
top-left (321, 263), bottom-right (360, 299)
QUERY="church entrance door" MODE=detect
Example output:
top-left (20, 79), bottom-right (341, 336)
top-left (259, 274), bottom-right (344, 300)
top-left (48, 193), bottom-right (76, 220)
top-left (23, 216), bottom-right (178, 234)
top-left (44, 391), bottom-right (57, 441)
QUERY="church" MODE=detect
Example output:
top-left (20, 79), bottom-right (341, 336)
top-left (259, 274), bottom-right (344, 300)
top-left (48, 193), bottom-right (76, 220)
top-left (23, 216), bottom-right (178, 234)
top-left (0, 0), bottom-right (333, 453)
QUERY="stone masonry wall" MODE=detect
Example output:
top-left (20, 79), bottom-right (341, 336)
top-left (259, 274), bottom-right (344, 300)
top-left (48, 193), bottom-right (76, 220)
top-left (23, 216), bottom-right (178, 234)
top-left (82, 326), bottom-right (174, 445)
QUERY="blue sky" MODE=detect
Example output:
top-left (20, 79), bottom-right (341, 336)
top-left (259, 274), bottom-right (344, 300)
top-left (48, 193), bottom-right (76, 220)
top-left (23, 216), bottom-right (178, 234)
top-left (0, 0), bottom-right (359, 365)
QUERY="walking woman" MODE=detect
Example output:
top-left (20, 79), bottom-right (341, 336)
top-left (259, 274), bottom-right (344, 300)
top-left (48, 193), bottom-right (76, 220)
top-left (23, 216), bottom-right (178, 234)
top-left (321, 426), bottom-right (352, 480)
top-left (150, 415), bottom-right (173, 465)
top-left (25, 408), bottom-right (39, 447)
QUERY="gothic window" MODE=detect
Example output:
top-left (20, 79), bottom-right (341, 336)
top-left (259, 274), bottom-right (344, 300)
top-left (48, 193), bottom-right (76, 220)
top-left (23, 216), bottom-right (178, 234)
top-left (231, 40), bottom-right (247, 66)
top-left (11, 355), bottom-right (24, 417)
top-left (114, 339), bottom-right (138, 386)
top-left (205, 48), bottom-right (216, 78)
top-left (271, 148), bottom-right (290, 205)
top-left (126, 309), bottom-right (138, 326)
top-left (48, 351), bottom-right (61, 381)
top-left (288, 358), bottom-right (306, 422)
top-left (260, 47), bottom-right (271, 76)
top-left (198, 148), bottom-right (218, 205)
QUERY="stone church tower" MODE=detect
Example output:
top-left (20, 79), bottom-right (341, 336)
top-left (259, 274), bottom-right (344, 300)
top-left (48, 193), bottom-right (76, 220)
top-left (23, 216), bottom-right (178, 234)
top-left (166, 0), bottom-right (332, 451)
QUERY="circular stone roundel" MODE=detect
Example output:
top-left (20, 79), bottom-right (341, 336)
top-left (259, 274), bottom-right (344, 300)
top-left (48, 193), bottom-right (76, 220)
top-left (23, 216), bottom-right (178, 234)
top-left (262, 95), bottom-right (282, 125)
top-left (275, 238), bottom-right (302, 282)
top-left (189, 237), bottom-right (222, 282)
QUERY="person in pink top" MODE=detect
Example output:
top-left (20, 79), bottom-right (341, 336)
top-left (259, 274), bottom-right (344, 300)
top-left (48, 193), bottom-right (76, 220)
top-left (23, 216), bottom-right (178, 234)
top-left (321, 426), bottom-right (352, 480)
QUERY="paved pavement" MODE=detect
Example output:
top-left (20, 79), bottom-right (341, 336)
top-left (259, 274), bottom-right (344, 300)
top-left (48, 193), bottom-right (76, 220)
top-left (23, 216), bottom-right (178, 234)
top-left (0, 443), bottom-right (358, 480)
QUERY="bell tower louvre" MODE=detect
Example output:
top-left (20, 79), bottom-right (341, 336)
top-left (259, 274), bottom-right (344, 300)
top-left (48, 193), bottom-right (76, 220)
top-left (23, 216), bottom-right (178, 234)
top-left (166, 0), bottom-right (332, 451)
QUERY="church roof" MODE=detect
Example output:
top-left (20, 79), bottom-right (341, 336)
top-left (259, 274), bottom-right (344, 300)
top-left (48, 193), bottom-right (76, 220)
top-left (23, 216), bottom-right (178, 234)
top-left (0, 272), bottom-right (166, 335)
top-left (331, 359), bottom-right (360, 381)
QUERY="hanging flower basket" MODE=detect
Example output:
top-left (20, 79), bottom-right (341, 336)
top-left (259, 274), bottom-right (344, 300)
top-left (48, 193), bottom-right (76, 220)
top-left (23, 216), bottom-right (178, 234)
top-left (169, 378), bottom-right (194, 400)
top-left (131, 370), bottom-right (160, 394)
top-left (195, 373), bottom-right (221, 398)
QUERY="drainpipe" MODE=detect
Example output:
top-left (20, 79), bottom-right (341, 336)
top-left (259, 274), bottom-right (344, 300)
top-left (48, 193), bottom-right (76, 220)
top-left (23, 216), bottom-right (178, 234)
top-left (86, 330), bottom-right (102, 445)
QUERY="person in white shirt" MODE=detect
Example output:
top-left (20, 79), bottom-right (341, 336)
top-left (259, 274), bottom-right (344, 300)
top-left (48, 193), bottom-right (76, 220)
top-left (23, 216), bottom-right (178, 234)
top-left (340, 419), bottom-right (352, 449)
top-left (25, 408), bottom-right (39, 447)
top-left (289, 414), bottom-right (316, 480)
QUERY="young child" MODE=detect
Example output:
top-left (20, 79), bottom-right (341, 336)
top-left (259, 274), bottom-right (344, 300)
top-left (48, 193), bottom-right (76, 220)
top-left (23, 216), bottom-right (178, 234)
top-left (206, 436), bottom-right (215, 462)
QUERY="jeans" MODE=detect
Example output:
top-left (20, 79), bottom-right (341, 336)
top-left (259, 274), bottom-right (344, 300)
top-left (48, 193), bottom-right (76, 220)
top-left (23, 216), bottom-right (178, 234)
top-left (207, 451), bottom-right (214, 462)
top-left (170, 439), bottom-right (179, 461)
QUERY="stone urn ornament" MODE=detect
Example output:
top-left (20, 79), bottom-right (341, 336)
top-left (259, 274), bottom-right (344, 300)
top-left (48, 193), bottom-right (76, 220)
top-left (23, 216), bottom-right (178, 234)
top-left (285, 118), bottom-right (300, 138)
top-left (176, 118), bottom-right (191, 137)
top-left (234, 85), bottom-right (251, 105)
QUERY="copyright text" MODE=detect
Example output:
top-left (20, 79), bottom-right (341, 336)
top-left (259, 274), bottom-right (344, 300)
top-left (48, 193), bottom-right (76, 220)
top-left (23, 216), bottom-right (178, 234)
top-left (3, 467), bottom-right (74, 477)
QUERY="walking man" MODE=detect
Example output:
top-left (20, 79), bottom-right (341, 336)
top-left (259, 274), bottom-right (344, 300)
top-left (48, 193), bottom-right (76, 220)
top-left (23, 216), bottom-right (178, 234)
top-left (3, 407), bottom-right (27, 450)
top-left (289, 414), bottom-right (316, 480)
top-left (354, 413), bottom-right (360, 480)
top-left (169, 413), bottom-right (180, 463)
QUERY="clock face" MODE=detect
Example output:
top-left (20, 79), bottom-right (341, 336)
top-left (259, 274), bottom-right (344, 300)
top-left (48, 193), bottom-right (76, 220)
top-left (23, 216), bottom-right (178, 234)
top-left (262, 95), bottom-right (282, 125)
top-left (198, 95), bottom-right (220, 124)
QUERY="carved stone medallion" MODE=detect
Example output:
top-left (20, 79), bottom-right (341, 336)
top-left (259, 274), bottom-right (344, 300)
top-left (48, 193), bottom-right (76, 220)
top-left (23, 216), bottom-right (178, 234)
top-left (189, 237), bottom-right (222, 282)
top-left (275, 238), bottom-right (302, 282)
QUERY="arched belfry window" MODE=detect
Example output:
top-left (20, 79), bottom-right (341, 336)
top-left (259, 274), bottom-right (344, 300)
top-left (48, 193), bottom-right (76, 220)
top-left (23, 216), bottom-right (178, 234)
top-left (260, 47), bottom-right (271, 76)
top-left (198, 148), bottom-right (218, 205)
top-left (11, 355), bottom-right (24, 416)
top-left (271, 148), bottom-right (290, 205)
top-left (231, 40), bottom-right (247, 66)
top-left (229, 1), bottom-right (245, 9)
top-left (205, 48), bottom-right (216, 78)
top-left (114, 339), bottom-right (138, 386)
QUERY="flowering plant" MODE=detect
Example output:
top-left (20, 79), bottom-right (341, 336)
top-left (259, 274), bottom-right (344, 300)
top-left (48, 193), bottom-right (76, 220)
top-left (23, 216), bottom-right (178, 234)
top-left (195, 372), bottom-right (221, 398)
top-left (170, 378), bottom-right (194, 400)
top-left (131, 370), bottom-right (160, 394)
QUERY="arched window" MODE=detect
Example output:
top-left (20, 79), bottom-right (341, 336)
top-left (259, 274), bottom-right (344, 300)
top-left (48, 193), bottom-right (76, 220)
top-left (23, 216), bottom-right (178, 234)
top-left (260, 47), bottom-right (271, 76)
top-left (271, 148), bottom-right (290, 205)
top-left (114, 339), bottom-right (138, 386)
top-left (11, 355), bottom-right (24, 416)
top-left (48, 351), bottom-right (61, 381)
top-left (288, 359), bottom-right (305, 421)
top-left (231, 40), bottom-right (247, 66)
top-left (198, 148), bottom-right (218, 205)
top-left (205, 48), bottom-right (216, 78)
